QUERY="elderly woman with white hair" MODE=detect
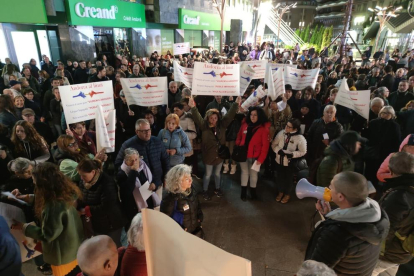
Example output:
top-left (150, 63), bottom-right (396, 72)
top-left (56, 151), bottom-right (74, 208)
top-left (117, 148), bottom-right (160, 230)
top-left (296, 260), bottom-right (336, 276)
top-left (160, 164), bottom-right (204, 238)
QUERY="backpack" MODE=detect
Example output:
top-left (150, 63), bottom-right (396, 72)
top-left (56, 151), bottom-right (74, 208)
top-left (307, 153), bottom-right (343, 185)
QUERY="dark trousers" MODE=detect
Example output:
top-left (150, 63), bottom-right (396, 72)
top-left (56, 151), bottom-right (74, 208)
top-left (276, 163), bottom-right (294, 195)
top-left (185, 151), bottom-right (199, 175)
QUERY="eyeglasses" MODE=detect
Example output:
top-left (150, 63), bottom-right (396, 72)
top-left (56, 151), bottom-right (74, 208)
top-left (285, 125), bottom-right (293, 129)
top-left (137, 129), bottom-right (151, 134)
top-left (68, 141), bottom-right (78, 148)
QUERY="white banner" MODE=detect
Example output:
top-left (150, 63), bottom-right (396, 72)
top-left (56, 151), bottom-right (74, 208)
top-left (238, 60), bottom-right (267, 80)
top-left (173, 60), bottom-right (194, 88)
top-left (283, 67), bottom-right (320, 90)
top-left (59, 80), bottom-right (114, 125)
top-left (239, 63), bottom-right (255, 96)
top-left (192, 63), bottom-right (240, 96)
top-left (96, 105), bottom-right (115, 153)
top-left (264, 63), bottom-right (295, 84)
top-left (334, 79), bottom-right (371, 120)
top-left (173, 42), bottom-right (191, 55)
top-left (241, 85), bottom-right (267, 109)
top-left (267, 66), bottom-right (285, 100)
top-left (120, 77), bottom-right (168, 107)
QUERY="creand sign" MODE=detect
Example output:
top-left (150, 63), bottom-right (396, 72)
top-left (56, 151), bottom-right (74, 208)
top-left (66, 0), bottom-right (146, 28)
top-left (178, 8), bottom-right (230, 31)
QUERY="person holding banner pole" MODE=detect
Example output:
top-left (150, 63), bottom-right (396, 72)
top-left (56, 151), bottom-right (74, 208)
top-left (188, 96), bottom-right (241, 200)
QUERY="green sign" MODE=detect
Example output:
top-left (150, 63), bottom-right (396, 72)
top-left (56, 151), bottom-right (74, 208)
top-left (66, 0), bottom-right (146, 28)
top-left (161, 29), bottom-right (174, 55)
top-left (178, 8), bottom-right (230, 31)
top-left (0, 0), bottom-right (47, 24)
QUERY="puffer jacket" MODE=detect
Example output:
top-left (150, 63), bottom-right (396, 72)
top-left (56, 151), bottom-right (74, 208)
top-left (158, 127), bottom-right (192, 166)
top-left (178, 112), bottom-right (197, 157)
top-left (317, 140), bottom-right (355, 187)
top-left (305, 198), bottom-right (389, 276)
top-left (191, 102), bottom-right (238, 165)
top-left (160, 186), bottom-right (203, 234)
top-left (77, 172), bottom-right (126, 234)
top-left (379, 174), bottom-right (414, 264)
top-left (307, 118), bottom-right (343, 160)
top-left (271, 130), bottom-right (307, 166)
top-left (235, 120), bottom-right (270, 164)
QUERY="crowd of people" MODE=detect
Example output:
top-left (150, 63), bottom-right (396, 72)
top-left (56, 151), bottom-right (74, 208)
top-left (1, 40), bottom-right (414, 276)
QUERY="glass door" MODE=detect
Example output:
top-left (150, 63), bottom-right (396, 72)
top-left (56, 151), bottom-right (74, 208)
top-left (11, 31), bottom-right (40, 70)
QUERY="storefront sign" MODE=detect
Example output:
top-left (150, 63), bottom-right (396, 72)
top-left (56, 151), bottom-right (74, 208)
top-left (178, 9), bottom-right (230, 31)
top-left (66, 0), bottom-right (146, 28)
top-left (0, 0), bottom-right (47, 24)
top-left (161, 29), bottom-right (174, 55)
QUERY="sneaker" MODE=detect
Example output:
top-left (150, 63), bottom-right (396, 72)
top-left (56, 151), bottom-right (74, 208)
top-left (202, 191), bottom-right (211, 201)
top-left (214, 188), bottom-right (223, 197)
top-left (222, 163), bottom-right (229, 173)
top-left (230, 164), bottom-right (237, 175)
top-left (37, 264), bottom-right (53, 275)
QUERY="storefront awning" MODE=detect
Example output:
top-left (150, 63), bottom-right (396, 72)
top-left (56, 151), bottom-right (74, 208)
top-left (363, 21), bottom-right (380, 40)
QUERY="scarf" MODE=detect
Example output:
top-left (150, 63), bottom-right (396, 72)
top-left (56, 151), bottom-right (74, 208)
top-left (120, 161), bottom-right (160, 211)
top-left (83, 169), bottom-right (101, 190)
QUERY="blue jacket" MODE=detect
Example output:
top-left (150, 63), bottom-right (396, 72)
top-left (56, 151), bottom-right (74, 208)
top-left (115, 136), bottom-right (170, 188)
top-left (158, 127), bottom-right (192, 166)
top-left (0, 111), bottom-right (17, 130)
top-left (0, 216), bottom-right (22, 276)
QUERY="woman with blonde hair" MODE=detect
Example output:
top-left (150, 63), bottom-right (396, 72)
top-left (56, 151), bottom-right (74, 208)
top-left (157, 113), bottom-right (192, 167)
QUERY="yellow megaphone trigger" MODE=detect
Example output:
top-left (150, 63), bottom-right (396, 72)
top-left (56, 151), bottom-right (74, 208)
top-left (323, 188), bottom-right (332, 202)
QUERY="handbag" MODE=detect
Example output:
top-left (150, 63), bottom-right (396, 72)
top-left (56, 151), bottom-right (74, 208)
top-left (81, 215), bottom-right (94, 239)
top-left (171, 201), bottom-right (184, 227)
top-left (214, 130), bottom-right (230, 159)
top-left (232, 145), bottom-right (247, 162)
top-left (289, 157), bottom-right (308, 172)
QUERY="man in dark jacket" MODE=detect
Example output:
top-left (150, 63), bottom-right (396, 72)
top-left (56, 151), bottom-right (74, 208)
top-left (168, 81), bottom-right (181, 107)
top-left (22, 67), bottom-right (40, 93)
top-left (115, 119), bottom-right (170, 198)
top-left (41, 56), bottom-right (55, 77)
top-left (88, 66), bottom-right (109, 83)
top-left (73, 60), bottom-right (89, 84)
top-left (306, 171), bottom-right (390, 276)
top-left (379, 65), bottom-right (395, 92)
top-left (372, 152), bottom-right (414, 275)
top-left (388, 80), bottom-right (414, 111)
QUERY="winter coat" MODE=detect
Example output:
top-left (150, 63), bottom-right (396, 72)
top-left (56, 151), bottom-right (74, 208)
top-left (235, 120), bottom-right (270, 164)
top-left (118, 246), bottom-right (147, 276)
top-left (168, 89), bottom-right (182, 107)
top-left (158, 127), bottom-right (192, 166)
top-left (305, 198), bottom-right (389, 276)
top-left (178, 112), bottom-right (197, 157)
top-left (160, 186), bottom-right (203, 234)
top-left (0, 110), bottom-right (17, 130)
top-left (307, 118), bottom-right (343, 161)
top-left (115, 136), bottom-right (170, 188)
top-left (272, 130), bottom-right (307, 166)
top-left (249, 50), bottom-right (261, 60)
top-left (226, 113), bottom-right (245, 142)
top-left (388, 91), bottom-right (414, 112)
top-left (50, 98), bottom-right (62, 125)
top-left (396, 109), bottom-right (414, 137)
top-left (379, 74), bottom-right (395, 92)
top-left (317, 140), bottom-right (355, 187)
top-left (77, 172), bottom-right (126, 234)
top-left (191, 102), bottom-right (238, 165)
top-left (205, 99), bottom-right (231, 113)
top-left (266, 104), bottom-right (292, 139)
top-left (13, 139), bottom-right (50, 165)
top-left (297, 99), bottom-right (321, 119)
top-left (292, 110), bottom-right (314, 135)
top-left (379, 174), bottom-right (414, 264)
top-left (73, 68), bottom-right (89, 84)
top-left (0, 216), bottom-right (21, 276)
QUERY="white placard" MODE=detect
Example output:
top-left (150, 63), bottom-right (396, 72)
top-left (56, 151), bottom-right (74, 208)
top-left (173, 42), bottom-right (191, 55)
top-left (283, 67), bottom-right (320, 90)
top-left (241, 85), bottom-right (267, 109)
top-left (334, 78), bottom-right (370, 120)
top-left (120, 77), bottom-right (168, 107)
top-left (266, 65), bottom-right (285, 100)
top-left (96, 105), bottom-right (115, 153)
top-left (238, 60), bottom-right (267, 79)
top-left (59, 80), bottom-right (114, 125)
top-left (139, 181), bottom-right (153, 201)
top-left (173, 60), bottom-right (194, 88)
top-left (239, 63), bottom-right (255, 96)
top-left (191, 63), bottom-right (240, 96)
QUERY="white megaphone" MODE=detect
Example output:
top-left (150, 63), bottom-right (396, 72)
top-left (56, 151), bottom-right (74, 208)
top-left (296, 178), bottom-right (332, 202)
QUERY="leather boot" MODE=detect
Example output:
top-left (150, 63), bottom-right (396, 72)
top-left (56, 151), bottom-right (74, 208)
top-left (241, 186), bottom-right (247, 201)
top-left (250, 187), bottom-right (257, 200)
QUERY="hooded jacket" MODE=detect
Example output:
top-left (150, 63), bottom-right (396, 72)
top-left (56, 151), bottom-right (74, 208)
top-left (305, 198), bottom-right (390, 276)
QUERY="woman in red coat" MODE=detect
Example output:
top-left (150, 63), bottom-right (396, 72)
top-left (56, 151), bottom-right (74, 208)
top-left (235, 107), bottom-right (270, 201)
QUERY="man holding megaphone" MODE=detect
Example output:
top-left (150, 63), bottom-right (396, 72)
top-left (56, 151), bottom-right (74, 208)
top-left (304, 171), bottom-right (390, 276)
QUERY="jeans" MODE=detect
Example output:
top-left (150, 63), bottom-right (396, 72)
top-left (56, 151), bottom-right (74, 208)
top-left (371, 259), bottom-right (399, 276)
top-left (239, 158), bottom-right (259, 188)
top-left (276, 163), bottom-right (294, 195)
top-left (203, 162), bottom-right (223, 191)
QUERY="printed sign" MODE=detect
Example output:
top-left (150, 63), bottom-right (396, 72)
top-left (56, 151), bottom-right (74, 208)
top-left (120, 77), bottom-right (168, 107)
top-left (173, 61), bottom-right (194, 88)
top-left (96, 105), bottom-right (115, 153)
top-left (239, 63), bottom-right (255, 96)
top-left (178, 8), bottom-right (231, 31)
top-left (173, 42), bottom-right (191, 55)
top-left (267, 66), bottom-right (285, 100)
top-left (283, 67), bottom-right (320, 90)
top-left (191, 63), bottom-right (240, 96)
top-left (241, 85), bottom-right (267, 109)
top-left (238, 60), bottom-right (267, 80)
top-left (59, 80), bottom-right (114, 125)
top-left (335, 79), bottom-right (370, 120)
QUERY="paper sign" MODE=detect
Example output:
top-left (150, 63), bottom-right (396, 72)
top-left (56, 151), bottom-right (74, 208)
top-left (139, 181), bottom-right (153, 201)
top-left (239, 63), bottom-right (255, 96)
top-left (251, 161), bottom-right (261, 172)
top-left (283, 67), bottom-right (320, 90)
top-left (241, 85), bottom-right (267, 109)
top-left (323, 133), bottom-right (329, 140)
top-left (173, 60), bottom-right (194, 88)
top-left (173, 42), bottom-right (191, 55)
top-left (191, 63), bottom-right (240, 96)
top-left (142, 208), bottom-right (252, 276)
top-left (120, 77), bottom-right (168, 107)
top-left (59, 80), bottom-right (115, 125)
top-left (96, 105), bottom-right (115, 153)
top-left (1, 192), bottom-right (28, 205)
top-left (238, 60), bottom-right (267, 79)
top-left (266, 65), bottom-right (285, 100)
top-left (334, 78), bottom-right (370, 120)
top-left (300, 124), bottom-right (306, 134)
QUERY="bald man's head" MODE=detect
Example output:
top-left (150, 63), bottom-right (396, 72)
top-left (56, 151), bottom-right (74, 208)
top-left (77, 235), bottom-right (118, 276)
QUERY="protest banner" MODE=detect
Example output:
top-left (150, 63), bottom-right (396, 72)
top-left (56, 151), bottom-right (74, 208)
top-left (238, 60), bottom-right (267, 79)
top-left (264, 63), bottom-right (295, 84)
top-left (241, 85), bottom-right (267, 109)
top-left (59, 80), bottom-right (114, 125)
top-left (239, 63), bottom-right (255, 96)
top-left (283, 67), bottom-right (320, 90)
top-left (173, 42), bottom-right (191, 55)
top-left (266, 66), bottom-right (285, 100)
top-left (120, 77), bottom-right (168, 107)
top-left (96, 105), bottom-right (116, 153)
top-left (334, 78), bottom-right (370, 120)
top-left (142, 209), bottom-right (252, 276)
top-left (191, 63), bottom-right (240, 96)
top-left (173, 60), bottom-right (194, 88)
